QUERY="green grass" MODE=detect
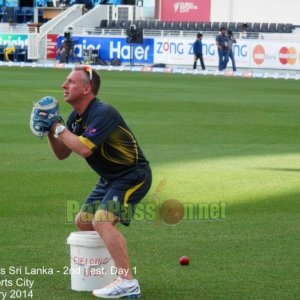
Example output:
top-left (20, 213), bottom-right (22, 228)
top-left (0, 67), bottom-right (299, 299)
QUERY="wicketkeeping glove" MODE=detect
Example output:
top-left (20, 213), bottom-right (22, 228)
top-left (30, 96), bottom-right (64, 137)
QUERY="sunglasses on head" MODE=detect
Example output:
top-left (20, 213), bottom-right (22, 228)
top-left (83, 65), bottom-right (93, 81)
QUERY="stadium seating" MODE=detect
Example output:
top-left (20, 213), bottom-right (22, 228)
top-left (283, 23), bottom-right (293, 33)
top-left (163, 21), bottom-right (173, 30)
top-left (155, 21), bottom-right (163, 30)
top-left (219, 22), bottom-right (227, 30)
top-left (147, 20), bottom-right (156, 30)
top-left (15, 46), bottom-right (28, 62)
top-left (180, 22), bottom-right (189, 31)
top-left (0, 7), bottom-right (5, 22)
top-left (24, 7), bottom-right (34, 23)
top-left (276, 23), bottom-right (285, 33)
top-left (236, 22), bottom-right (245, 32)
top-left (96, 19), bottom-right (295, 34)
top-left (195, 22), bottom-right (204, 31)
top-left (251, 23), bottom-right (261, 32)
top-left (172, 21), bottom-right (180, 30)
top-left (228, 22), bottom-right (236, 31)
top-left (212, 22), bottom-right (220, 31)
top-left (99, 19), bottom-right (108, 28)
top-left (15, 9), bottom-right (25, 23)
top-left (139, 20), bottom-right (148, 29)
top-left (260, 23), bottom-right (269, 33)
top-left (115, 19), bottom-right (124, 29)
top-left (188, 22), bottom-right (196, 31)
top-left (203, 22), bottom-right (212, 31)
top-left (123, 20), bottom-right (131, 29)
top-left (0, 46), bottom-right (4, 61)
top-left (268, 23), bottom-right (277, 33)
top-left (107, 20), bottom-right (116, 28)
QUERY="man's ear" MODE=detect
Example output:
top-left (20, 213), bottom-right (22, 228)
top-left (83, 83), bottom-right (92, 95)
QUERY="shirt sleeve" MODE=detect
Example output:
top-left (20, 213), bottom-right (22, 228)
top-left (79, 105), bottom-right (120, 151)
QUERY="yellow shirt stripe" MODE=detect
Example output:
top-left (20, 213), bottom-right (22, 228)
top-left (79, 136), bottom-right (96, 150)
top-left (124, 181), bottom-right (145, 208)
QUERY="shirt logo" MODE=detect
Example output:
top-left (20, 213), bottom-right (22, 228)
top-left (86, 128), bottom-right (97, 136)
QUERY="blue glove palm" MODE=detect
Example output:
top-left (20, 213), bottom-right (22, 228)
top-left (30, 96), bottom-right (64, 137)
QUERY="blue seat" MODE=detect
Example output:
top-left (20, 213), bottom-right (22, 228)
top-left (163, 21), bottom-right (172, 30)
top-left (283, 23), bottom-right (293, 33)
top-left (155, 21), bottom-right (163, 30)
top-left (0, 45), bottom-right (5, 60)
top-left (195, 22), bottom-right (204, 31)
top-left (260, 23), bottom-right (269, 32)
top-left (147, 20), bottom-right (156, 30)
top-left (172, 22), bottom-right (180, 30)
top-left (180, 22), bottom-right (189, 31)
top-left (24, 8), bottom-right (34, 23)
top-left (268, 23), bottom-right (277, 33)
top-left (212, 22), bottom-right (220, 31)
top-left (139, 20), bottom-right (148, 30)
top-left (251, 23), bottom-right (261, 32)
top-left (0, 7), bottom-right (5, 23)
top-left (203, 22), bottom-right (212, 31)
top-left (276, 23), bottom-right (285, 33)
top-left (15, 9), bottom-right (25, 23)
top-left (15, 45), bottom-right (28, 62)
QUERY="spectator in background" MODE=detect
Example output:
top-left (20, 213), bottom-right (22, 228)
top-left (216, 27), bottom-right (229, 71)
top-left (193, 32), bottom-right (205, 70)
top-left (241, 23), bottom-right (249, 39)
top-left (56, 41), bottom-right (68, 63)
top-left (227, 30), bottom-right (237, 72)
top-left (4, 43), bottom-right (16, 62)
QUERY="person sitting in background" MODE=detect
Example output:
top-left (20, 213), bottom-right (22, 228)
top-left (241, 23), bottom-right (249, 39)
top-left (4, 44), bottom-right (16, 62)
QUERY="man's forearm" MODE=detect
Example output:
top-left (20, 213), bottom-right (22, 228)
top-left (49, 124), bottom-right (93, 159)
top-left (47, 132), bottom-right (72, 160)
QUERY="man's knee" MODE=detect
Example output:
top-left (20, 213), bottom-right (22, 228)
top-left (92, 210), bottom-right (118, 233)
top-left (75, 212), bottom-right (94, 231)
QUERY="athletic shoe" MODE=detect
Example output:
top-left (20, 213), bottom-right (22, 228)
top-left (92, 276), bottom-right (141, 299)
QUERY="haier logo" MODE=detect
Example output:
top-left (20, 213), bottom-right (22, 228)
top-left (57, 36), bottom-right (154, 64)
top-left (110, 41), bottom-right (151, 62)
top-left (174, 2), bottom-right (198, 14)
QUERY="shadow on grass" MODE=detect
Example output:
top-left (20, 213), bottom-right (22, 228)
top-left (253, 167), bottom-right (300, 173)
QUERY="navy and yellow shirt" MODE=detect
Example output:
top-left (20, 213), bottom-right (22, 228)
top-left (67, 98), bottom-right (149, 180)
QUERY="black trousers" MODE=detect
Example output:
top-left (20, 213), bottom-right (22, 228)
top-left (193, 54), bottom-right (205, 70)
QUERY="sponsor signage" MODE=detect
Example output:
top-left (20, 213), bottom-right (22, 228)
top-left (251, 41), bottom-right (300, 69)
top-left (46, 34), bottom-right (59, 60)
top-left (53, 34), bottom-right (300, 71)
top-left (153, 37), bottom-right (249, 68)
top-left (56, 35), bottom-right (154, 64)
top-left (160, 0), bottom-right (211, 22)
top-left (0, 34), bottom-right (28, 48)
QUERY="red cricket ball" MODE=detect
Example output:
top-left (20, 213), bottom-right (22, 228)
top-left (179, 256), bottom-right (190, 265)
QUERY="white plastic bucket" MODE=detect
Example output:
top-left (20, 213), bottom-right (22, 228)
top-left (67, 231), bottom-right (115, 291)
